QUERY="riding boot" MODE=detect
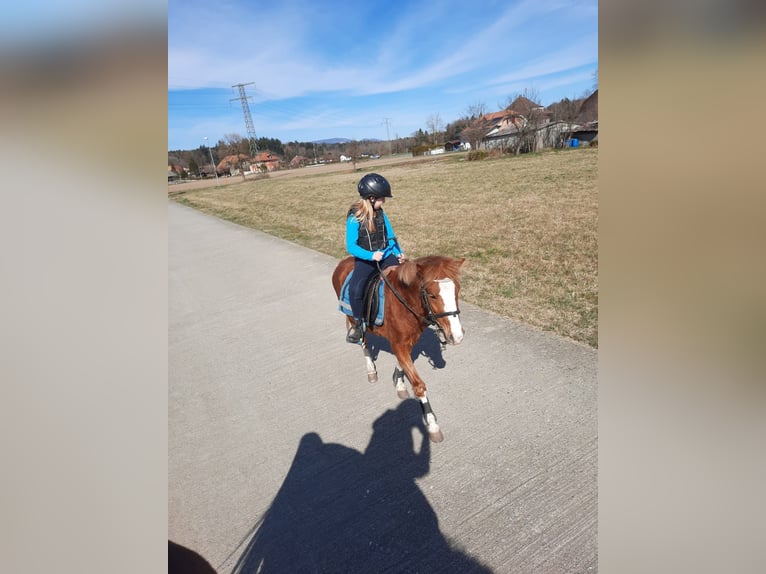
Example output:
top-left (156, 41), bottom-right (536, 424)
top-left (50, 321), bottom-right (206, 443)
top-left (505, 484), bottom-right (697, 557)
top-left (346, 318), bottom-right (364, 344)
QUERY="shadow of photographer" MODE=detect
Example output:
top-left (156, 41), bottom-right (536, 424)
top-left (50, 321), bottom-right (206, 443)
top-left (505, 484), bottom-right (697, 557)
top-left (231, 399), bottom-right (491, 573)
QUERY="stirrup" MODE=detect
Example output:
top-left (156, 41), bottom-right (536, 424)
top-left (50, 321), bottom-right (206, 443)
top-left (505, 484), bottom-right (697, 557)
top-left (346, 321), bottom-right (364, 344)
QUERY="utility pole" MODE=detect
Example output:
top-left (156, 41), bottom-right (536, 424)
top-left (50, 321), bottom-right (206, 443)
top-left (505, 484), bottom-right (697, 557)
top-left (382, 117), bottom-right (392, 156)
top-left (203, 137), bottom-right (220, 187)
top-left (231, 82), bottom-right (259, 158)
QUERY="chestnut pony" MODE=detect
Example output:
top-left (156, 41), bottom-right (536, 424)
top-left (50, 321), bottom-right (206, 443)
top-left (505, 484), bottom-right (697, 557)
top-left (332, 255), bottom-right (465, 442)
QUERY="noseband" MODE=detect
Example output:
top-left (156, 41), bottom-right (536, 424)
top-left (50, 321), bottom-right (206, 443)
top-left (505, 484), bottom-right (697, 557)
top-left (420, 285), bottom-right (461, 323)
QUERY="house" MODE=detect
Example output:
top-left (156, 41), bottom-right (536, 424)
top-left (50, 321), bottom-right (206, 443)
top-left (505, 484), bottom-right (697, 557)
top-left (570, 121), bottom-right (598, 146)
top-left (218, 153), bottom-right (251, 175)
top-left (576, 89), bottom-right (598, 124)
top-left (570, 89), bottom-right (599, 146)
top-left (481, 96), bottom-right (551, 153)
top-left (480, 91), bottom-right (598, 152)
top-left (253, 151), bottom-right (282, 172)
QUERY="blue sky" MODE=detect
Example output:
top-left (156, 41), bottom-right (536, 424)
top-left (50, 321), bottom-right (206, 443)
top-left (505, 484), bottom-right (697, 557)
top-left (169, 0), bottom-right (597, 151)
top-left (0, 1), bottom-right (163, 45)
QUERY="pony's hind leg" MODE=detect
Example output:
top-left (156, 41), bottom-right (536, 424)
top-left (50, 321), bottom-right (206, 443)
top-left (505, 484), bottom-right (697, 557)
top-left (362, 341), bottom-right (378, 383)
top-left (392, 365), bottom-right (409, 399)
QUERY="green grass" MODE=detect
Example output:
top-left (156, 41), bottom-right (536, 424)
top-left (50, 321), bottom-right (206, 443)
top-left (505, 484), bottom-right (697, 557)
top-left (171, 148), bottom-right (598, 347)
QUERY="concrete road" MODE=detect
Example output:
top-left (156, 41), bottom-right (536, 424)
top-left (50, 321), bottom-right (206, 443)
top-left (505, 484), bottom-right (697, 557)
top-left (169, 201), bottom-right (597, 574)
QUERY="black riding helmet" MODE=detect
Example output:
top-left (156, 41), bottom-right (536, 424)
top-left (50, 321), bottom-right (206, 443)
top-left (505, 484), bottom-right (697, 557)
top-left (357, 173), bottom-right (393, 199)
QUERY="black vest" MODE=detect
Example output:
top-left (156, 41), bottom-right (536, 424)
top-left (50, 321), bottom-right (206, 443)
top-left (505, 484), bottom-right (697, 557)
top-left (355, 211), bottom-right (387, 251)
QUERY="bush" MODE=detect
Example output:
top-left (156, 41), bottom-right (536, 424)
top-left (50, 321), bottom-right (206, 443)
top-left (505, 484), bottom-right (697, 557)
top-left (467, 150), bottom-right (488, 161)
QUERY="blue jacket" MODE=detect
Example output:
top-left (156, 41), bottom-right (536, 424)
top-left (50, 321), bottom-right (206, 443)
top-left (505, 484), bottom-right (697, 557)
top-left (345, 210), bottom-right (402, 261)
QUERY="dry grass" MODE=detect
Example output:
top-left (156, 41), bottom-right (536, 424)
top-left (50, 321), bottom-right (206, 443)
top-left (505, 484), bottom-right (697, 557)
top-left (171, 148), bottom-right (598, 347)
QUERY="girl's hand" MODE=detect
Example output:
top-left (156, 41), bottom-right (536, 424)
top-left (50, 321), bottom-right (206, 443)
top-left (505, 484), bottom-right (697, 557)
top-left (372, 251), bottom-right (384, 261)
top-left (397, 253), bottom-right (406, 264)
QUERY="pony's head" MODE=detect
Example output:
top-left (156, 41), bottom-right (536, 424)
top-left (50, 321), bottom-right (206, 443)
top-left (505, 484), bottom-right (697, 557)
top-left (399, 256), bottom-right (466, 345)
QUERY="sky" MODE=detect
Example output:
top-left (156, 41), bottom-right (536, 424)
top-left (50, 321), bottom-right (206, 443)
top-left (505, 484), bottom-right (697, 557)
top-left (169, 0), bottom-right (598, 151)
top-left (0, 1), bottom-right (163, 44)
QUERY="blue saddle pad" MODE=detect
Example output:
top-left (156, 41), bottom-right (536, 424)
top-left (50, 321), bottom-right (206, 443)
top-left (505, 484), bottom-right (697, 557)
top-left (338, 271), bottom-right (385, 326)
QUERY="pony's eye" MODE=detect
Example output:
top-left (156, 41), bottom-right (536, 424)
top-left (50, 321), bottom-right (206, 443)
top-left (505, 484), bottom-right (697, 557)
top-left (428, 293), bottom-right (437, 299)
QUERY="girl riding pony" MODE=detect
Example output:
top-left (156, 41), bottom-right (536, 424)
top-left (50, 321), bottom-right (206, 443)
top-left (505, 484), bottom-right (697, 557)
top-left (344, 173), bottom-right (406, 343)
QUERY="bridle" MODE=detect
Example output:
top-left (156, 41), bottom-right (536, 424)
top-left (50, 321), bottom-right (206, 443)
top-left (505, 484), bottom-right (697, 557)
top-left (376, 261), bottom-right (460, 345)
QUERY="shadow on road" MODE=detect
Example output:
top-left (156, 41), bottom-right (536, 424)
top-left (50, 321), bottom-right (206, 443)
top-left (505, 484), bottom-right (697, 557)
top-left (365, 327), bottom-right (447, 369)
top-left (230, 400), bottom-right (492, 574)
top-left (169, 540), bottom-right (218, 573)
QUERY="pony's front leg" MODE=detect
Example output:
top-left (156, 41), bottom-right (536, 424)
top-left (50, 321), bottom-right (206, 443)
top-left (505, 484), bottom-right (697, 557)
top-left (417, 393), bottom-right (443, 443)
top-left (392, 344), bottom-right (444, 443)
top-left (361, 340), bottom-right (378, 383)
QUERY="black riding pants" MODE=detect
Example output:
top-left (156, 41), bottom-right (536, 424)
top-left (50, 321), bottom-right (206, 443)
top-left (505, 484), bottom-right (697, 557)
top-left (349, 255), bottom-right (399, 320)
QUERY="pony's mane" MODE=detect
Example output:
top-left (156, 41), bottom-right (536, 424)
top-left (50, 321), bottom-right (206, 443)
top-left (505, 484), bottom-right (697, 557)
top-left (396, 256), bottom-right (464, 286)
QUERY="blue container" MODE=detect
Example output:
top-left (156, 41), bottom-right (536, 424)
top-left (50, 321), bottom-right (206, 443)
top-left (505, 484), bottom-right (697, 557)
top-left (569, 138), bottom-right (579, 147)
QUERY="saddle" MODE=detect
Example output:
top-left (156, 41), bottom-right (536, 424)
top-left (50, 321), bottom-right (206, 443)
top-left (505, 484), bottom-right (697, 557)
top-left (338, 269), bottom-right (386, 326)
top-left (362, 271), bottom-right (382, 326)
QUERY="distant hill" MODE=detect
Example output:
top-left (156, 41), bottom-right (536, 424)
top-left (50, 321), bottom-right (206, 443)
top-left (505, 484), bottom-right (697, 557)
top-left (312, 138), bottom-right (351, 144)
top-left (312, 137), bottom-right (383, 144)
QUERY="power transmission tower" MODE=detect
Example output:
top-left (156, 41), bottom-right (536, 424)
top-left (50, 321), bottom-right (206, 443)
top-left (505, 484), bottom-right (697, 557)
top-left (382, 117), bottom-right (392, 156)
top-left (231, 82), bottom-right (259, 158)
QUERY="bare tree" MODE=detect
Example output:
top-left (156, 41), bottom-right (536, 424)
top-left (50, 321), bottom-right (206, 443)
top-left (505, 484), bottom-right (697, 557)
top-left (504, 88), bottom-right (547, 155)
top-left (223, 133), bottom-right (251, 180)
top-left (347, 140), bottom-right (360, 170)
top-left (460, 119), bottom-right (488, 151)
top-left (222, 133), bottom-right (250, 156)
top-left (465, 101), bottom-right (487, 120)
top-left (425, 113), bottom-right (444, 145)
top-left (451, 102), bottom-right (490, 150)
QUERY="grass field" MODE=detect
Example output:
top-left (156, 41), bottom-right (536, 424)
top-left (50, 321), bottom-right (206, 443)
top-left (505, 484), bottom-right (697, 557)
top-left (171, 147), bottom-right (598, 347)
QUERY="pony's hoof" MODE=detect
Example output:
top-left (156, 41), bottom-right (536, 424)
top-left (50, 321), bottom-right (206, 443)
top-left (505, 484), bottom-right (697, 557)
top-left (428, 429), bottom-right (444, 443)
top-left (367, 372), bottom-right (378, 383)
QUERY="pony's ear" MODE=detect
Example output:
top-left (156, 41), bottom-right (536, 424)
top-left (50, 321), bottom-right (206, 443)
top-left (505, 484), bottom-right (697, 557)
top-left (457, 257), bottom-right (466, 267)
top-left (398, 259), bottom-right (418, 286)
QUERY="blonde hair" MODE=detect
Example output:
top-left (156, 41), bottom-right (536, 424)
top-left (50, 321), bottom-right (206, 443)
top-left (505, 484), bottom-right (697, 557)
top-left (349, 198), bottom-right (376, 232)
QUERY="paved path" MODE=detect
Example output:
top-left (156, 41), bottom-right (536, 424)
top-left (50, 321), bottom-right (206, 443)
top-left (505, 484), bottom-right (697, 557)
top-left (169, 201), bottom-right (597, 574)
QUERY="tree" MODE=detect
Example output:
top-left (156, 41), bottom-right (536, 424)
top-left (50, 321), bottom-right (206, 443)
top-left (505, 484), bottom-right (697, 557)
top-left (504, 88), bottom-right (547, 155)
top-left (411, 129), bottom-right (429, 146)
top-left (425, 113), bottom-right (444, 145)
top-left (465, 101), bottom-right (487, 120)
top-left (347, 140), bottom-right (360, 170)
top-left (443, 118), bottom-right (471, 143)
top-left (222, 133), bottom-right (251, 180)
top-left (460, 118), bottom-right (488, 151)
top-left (188, 157), bottom-right (199, 177)
top-left (547, 96), bottom-right (583, 147)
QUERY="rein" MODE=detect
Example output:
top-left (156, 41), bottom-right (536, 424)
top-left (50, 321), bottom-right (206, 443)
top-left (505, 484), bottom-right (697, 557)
top-left (376, 260), bottom-right (460, 344)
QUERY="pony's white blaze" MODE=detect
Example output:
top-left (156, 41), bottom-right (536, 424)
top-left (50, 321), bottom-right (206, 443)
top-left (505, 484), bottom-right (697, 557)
top-left (436, 279), bottom-right (463, 344)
